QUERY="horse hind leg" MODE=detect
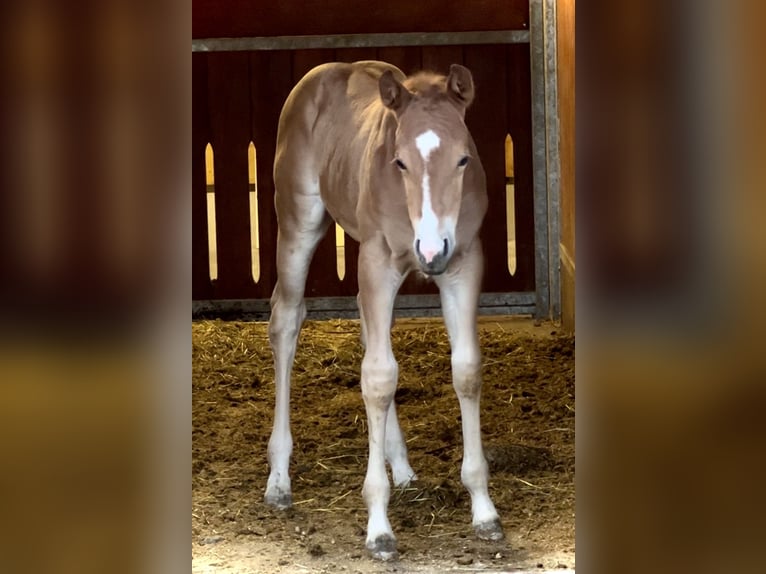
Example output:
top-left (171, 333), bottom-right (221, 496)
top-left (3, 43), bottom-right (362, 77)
top-left (385, 402), bottom-right (417, 486)
top-left (265, 183), bottom-right (332, 509)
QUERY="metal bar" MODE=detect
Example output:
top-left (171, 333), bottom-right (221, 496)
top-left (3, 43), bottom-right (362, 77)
top-left (544, 0), bottom-right (562, 320)
top-left (529, 0), bottom-right (550, 318)
top-left (192, 292), bottom-right (537, 320)
top-left (192, 31), bottom-right (530, 52)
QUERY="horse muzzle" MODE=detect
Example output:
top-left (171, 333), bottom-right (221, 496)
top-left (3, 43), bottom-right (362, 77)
top-left (415, 238), bottom-right (451, 275)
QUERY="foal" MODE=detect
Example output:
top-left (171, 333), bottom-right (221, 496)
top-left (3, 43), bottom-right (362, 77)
top-left (264, 60), bottom-right (503, 560)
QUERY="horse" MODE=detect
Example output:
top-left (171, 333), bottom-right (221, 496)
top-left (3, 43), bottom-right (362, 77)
top-left (264, 60), bottom-right (503, 560)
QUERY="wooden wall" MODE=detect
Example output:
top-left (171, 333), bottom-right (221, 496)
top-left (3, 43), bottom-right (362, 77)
top-left (192, 0), bottom-right (528, 38)
top-left (557, 0), bottom-right (575, 331)
top-left (192, 45), bottom-right (536, 302)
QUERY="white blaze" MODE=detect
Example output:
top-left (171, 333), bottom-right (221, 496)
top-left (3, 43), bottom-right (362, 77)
top-left (414, 130), bottom-right (442, 262)
top-left (415, 129), bottom-right (440, 160)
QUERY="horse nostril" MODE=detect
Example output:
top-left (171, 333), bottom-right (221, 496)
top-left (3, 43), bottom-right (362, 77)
top-left (415, 239), bottom-right (421, 256)
top-left (442, 238), bottom-right (449, 256)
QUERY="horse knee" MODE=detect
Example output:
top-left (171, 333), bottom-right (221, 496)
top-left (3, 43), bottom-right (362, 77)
top-left (451, 348), bottom-right (482, 397)
top-left (361, 355), bottom-right (398, 407)
top-left (269, 294), bottom-right (306, 347)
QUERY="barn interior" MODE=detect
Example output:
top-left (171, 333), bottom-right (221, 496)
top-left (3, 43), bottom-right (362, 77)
top-left (192, 1), bottom-right (575, 572)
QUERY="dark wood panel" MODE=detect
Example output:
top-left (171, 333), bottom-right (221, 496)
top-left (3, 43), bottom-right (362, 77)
top-left (192, 45), bottom-right (536, 304)
top-left (505, 43), bottom-right (535, 291)
top-left (463, 45), bottom-right (510, 293)
top-left (421, 45), bottom-right (464, 73)
top-left (192, 54), bottom-right (212, 299)
top-left (206, 52), bottom-right (255, 298)
top-left (250, 50), bottom-right (294, 298)
top-left (335, 47), bottom-right (378, 64)
top-left (376, 47), bottom-right (422, 75)
top-left (193, 0), bottom-right (529, 39)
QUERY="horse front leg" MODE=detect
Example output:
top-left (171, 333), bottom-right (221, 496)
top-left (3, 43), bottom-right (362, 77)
top-left (360, 297), bottom-right (417, 486)
top-left (357, 241), bottom-right (405, 560)
top-left (436, 240), bottom-right (503, 541)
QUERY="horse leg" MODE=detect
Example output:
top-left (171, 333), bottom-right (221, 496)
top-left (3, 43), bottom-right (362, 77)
top-left (264, 185), bottom-right (332, 509)
top-left (357, 292), bottom-right (395, 348)
top-left (357, 292), bottom-right (367, 348)
top-left (359, 294), bottom-right (416, 486)
top-left (385, 402), bottom-right (417, 486)
top-left (357, 241), bottom-right (405, 560)
top-left (435, 240), bottom-right (503, 541)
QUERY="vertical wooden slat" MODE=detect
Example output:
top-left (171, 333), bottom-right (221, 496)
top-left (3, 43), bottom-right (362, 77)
top-left (207, 52), bottom-right (254, 298)
top-left (464, 45), bottom-right (511, 293)
top-left (292, 50), bottom-right (338, 298)
top-left (506, 43), bottom-right (536, 291)
top-left (557, 0), bottom-right (575, 331)
top-left (250, 50), bottom-right (294, 299)
top-left (192, 53), bottom-right (212, 299)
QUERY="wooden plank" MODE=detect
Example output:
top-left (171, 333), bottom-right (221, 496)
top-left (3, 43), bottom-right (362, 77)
top-left (557, 0), bottom-right (575, 263)
top-left (506, 43), bottom-right (536, 292)
top-left (192, 54), bottom-right (212, 299)
top-left (206, 52), bottom-right (254, 299)
top-left (463, 45), bottom-right (512, 293)
top-left (193, 0), bottom-right (529, 39)
top-left (250, 50), bottom-right (294, 299)
top-left (557, 0), bottom-right (575, 331)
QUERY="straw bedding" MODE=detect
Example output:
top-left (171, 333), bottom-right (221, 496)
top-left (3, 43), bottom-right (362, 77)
top-left (192, 318), bottom-right (574, 567)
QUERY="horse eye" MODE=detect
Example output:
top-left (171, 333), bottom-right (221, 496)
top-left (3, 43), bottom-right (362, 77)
top-left (394, 158), bottom-right (407, 171)
top-left (457, 156), bottom-right (469, 168)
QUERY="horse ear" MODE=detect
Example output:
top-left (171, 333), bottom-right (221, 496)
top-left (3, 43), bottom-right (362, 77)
top-left (379, 70), bottom-right (411, 113)
top-left (446, 64), bottom-right (475, 108)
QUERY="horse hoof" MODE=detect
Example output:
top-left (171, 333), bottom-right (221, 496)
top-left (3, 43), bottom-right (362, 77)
top-left (474, 518), bottom-right (504, 541)
top-left (366, 535), bottom-right (398, 561)
top-left (264, 489), bottom-right (292, 509)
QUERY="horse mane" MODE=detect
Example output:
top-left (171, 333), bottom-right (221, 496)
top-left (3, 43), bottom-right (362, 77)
top-left (403, 71), bottom-right (448, 100)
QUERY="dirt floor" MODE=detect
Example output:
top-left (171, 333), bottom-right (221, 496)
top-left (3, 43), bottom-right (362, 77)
top-left (192, 317), bottom-right (575, 573)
